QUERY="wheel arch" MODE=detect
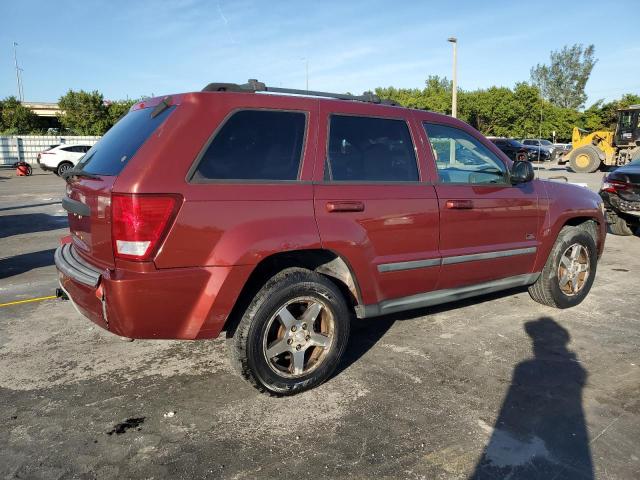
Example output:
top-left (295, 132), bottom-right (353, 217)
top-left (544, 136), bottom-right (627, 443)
top-left (223, 249), bottom-right (362, 337)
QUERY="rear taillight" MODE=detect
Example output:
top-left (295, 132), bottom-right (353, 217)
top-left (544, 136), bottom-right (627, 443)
top-left (601, 177), bottom-right (630, 193)
top-left (111, 194), bottom-right (181, 261)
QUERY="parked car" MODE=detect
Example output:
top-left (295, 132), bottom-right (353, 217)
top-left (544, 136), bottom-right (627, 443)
top-left (37, 144), bottom-right (93, 176)
top-left (487, 137), bottom-right (529, 161)
top-left (55, 80), bottom-right (606, 395)
top-left (522, 138), bottom-right (558, 160)
top-left (599, 159), bottom-right (640, 235)
top-left (521, 143), bottom-right (552, 162)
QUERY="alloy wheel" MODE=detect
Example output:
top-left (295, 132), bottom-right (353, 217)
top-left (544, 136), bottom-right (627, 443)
top-left (262, 297), bottom-right (335, 378)
top-left (557, 243), bottom-right (590, 296)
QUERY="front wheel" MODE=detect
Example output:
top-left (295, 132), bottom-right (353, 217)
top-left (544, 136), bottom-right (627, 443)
top-left (227, 268), bottom-right (351, 395)
top-left (528, 225), bottom-right (598, 308)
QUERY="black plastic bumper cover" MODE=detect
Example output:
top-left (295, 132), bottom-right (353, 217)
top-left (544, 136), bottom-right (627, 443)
top-left (54, 243), bottom-right (102, 287)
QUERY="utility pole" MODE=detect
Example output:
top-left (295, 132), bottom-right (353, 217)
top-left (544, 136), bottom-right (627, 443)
top-left (447, 37), bottom-right (457, 118)
top-left (301, 57), bottom-right (309, 91)
top-left (13, 41), bottom-right (24, 101)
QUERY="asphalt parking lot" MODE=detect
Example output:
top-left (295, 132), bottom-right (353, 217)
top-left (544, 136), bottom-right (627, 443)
top-left (1, 166), bottom-right (638, 479)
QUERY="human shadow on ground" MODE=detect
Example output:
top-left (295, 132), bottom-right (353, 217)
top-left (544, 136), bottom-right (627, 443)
top-left (469, 317), bottom-right (592, 480)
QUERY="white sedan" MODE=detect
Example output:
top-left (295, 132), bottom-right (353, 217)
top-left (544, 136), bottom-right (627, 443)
top-left (37, 144), bottom-right (93, 176)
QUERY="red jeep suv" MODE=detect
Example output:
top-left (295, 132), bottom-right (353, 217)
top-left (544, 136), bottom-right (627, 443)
top-left (55, 80), bottom-right (606, 395)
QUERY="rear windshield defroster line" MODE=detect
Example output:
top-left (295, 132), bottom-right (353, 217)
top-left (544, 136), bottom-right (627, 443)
top-left (77, 105), bottom-right (176, 176)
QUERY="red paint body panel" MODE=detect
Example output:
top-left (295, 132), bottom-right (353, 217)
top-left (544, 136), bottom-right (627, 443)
top-left (56, 90), bottom-right (606, 340)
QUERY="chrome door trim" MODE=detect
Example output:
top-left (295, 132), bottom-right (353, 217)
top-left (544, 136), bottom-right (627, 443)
top-left (376, 247), bottom-right (537, 273)
top-left (377, 258), bottom-right (441, 273)
top-left (441, 247), bottom-right (537, 265)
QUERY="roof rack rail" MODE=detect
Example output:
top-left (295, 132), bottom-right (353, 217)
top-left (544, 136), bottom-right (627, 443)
top-left (201, 79), bottom-right (398, 106)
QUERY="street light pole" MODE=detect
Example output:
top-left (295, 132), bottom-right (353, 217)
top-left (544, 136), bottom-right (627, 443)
top-left (447, 37), bottom-right (457, 118)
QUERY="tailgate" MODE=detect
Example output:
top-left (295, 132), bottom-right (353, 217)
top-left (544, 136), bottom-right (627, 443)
top-left (64, 176), bottom-right (117, 268)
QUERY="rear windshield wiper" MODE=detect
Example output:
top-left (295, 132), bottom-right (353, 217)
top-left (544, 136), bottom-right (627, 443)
top-left (62, 168), bottom-right (101, 181)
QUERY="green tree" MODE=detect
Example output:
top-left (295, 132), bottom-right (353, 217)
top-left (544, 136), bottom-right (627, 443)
top-left (106, 99), bottom-right (136, 126)
top-left (459, 87), bottom-right (518, 136)
top-left (58, 90), bottom-right (110, 135)
top-left (530, 44), bottom-right (597, 109)
top-left (375, 75), bottom-right (452, 113)
top-left (0, 96), bottom-right (42, 134)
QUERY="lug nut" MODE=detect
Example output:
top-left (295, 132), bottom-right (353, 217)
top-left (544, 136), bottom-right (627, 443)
top-left (296, 344), bottom-right (302, 351)
top-left (305, 335), bottom-right (311, 341)
top-left (291, 326), bottom-right (297, 332)
top-left (301, 323), bottom-right (307, 330)
top-left (287, 338), bottom-right (293, 345)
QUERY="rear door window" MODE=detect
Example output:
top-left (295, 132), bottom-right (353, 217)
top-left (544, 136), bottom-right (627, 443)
top-left (191, 110), bottom-right (306, 181)
top-left (77, 106), bottom-right (175, 176)
top-left (326, 115), bottom-right (418, 182)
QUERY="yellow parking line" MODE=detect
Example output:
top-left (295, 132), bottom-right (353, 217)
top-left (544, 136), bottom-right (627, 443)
top-left (0, 295), bottom-right (57, 308)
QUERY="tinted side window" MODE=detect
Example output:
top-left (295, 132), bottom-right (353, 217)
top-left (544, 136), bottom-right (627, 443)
top-left (193, 110), bottom-right (306, 181)
top-left (423, 123), bottom-right (507, 185)
top-left (327, 115), bottom-right (418, 182)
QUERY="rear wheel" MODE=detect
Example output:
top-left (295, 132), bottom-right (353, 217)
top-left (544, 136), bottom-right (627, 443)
top-left (227, 268), bottom-right (351, 395)
top-left (569, 146), bottom-right (601, 173)
top-left (528, 225), bottom-right (598, 308)
top-left (56, 161), bottom-right (73, 176)
top-left (609, 214), bottom-right (635, 236)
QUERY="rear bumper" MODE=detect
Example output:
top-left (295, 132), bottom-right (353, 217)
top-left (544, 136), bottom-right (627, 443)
top-left (54, 244), bottom-right (251, 340)
top-left (38, 162), bottom-right (57, 172)
top-left (600, 192), bottom-right (640, 221)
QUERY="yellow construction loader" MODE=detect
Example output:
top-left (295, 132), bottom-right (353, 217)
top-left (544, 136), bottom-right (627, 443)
top-left (560, 105), bottom-right (640, 173)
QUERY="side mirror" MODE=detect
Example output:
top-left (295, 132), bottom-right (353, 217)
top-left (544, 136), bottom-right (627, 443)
top-left (511, 160), bottom-right (534, 184)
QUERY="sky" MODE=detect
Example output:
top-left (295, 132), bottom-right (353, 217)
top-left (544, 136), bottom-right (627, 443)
top-left (0, 0), bottom-right (638, 106)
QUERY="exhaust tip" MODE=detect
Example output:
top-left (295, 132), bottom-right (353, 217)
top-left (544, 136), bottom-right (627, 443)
top-left (56, 288), bottom-right (69, 300)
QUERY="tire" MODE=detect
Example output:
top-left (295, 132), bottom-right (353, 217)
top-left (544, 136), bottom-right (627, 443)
top-left (227, 267), bottom-right (351, 395)
top-left (528, 225), bottom-right (598, 309)
top-left (56, 161), bottom-right (73, 176)
top-left (609, 214), bottom-right (634, 236)
top-left (569, 146), bottom-right (601, 173)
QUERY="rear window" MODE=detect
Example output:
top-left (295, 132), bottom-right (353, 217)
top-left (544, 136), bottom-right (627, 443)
top-left (77, 106), bottom-right (175, 176)
top-left (191, 109), bottom-right (306, 182)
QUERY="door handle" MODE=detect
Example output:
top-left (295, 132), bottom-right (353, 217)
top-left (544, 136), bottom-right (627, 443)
top-left (445, 199), bottom-right (474, 209)
top-left (326, 201), bottom-right (365, 213)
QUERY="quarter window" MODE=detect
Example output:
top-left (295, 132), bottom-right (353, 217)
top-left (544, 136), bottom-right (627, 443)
top-left (423, 123), bottom-right (508, 184)
top-left (192, 110), bottom-right (306, 181)
top-left (326, 115), bottom-right (418, 182)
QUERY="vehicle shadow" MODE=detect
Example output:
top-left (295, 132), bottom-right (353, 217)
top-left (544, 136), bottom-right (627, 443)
top-left (0, 213), bottom-right (68, 239)
top-left (469, 317), bottom-right (592, 479)
top-left (334, 286), bottom-right (529, 377)
top-left (0, 201), bottom-right (61, 212)
top-left (0, 249), bottom-right (56, 280)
